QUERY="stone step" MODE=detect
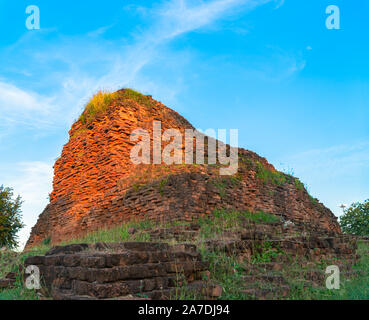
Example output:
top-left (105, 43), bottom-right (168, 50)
top-left (24, 241), bottom-right (215, 300)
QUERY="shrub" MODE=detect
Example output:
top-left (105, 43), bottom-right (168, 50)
top-left (0, 185), bottom-right (24, 249)
top-left (340, 199), bottom-right (369, 236)
top-left (42, 237), bottom-right (51, 246)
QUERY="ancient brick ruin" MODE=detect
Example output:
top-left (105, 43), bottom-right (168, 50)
top-left (0, 89), bottom-right (360, 300)
top-left (24, 242), bottom-right (221, 300)
top-left (26, 89), bottom-right (340, 248)
top-left (20, 218), bottom-right (359, 300)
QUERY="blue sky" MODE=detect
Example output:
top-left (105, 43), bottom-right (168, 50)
top-left (0, 0), bottom-right (368, 248)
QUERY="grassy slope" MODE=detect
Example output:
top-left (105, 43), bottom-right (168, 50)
top-left (1, 210), bottom-right (368, 300)
top-left (286, 240), bottom-right (369, 300)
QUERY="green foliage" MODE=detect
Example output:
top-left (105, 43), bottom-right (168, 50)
top-left (159, 176), bottom-right (169, 196)
top-left (198, 249), bottom-right (248, 300)
top-left (42, 237), bottom-right (51, 246)
top-left (239, 156), bottom-right (254, 170)
top-left (340, 199), bottom-right (369, 236)
top-left (209, 179), bottom-right (227, 198)
top-left (0, 185), bottom-right (24, 249)
top-left (118, 88), bottom-right (154, 109)
top-left (294, 178), bottom-right (305, 191)
top-left (0, 250), bottom-right (18, 279)
top-left (3, 208), bottom-right (369, 300)
top-left (79, 90), bottom-right (118, 125)
top-left (255, 162), bottom-right (286, 186)
top-left (74, 89), bottom-right (153, 137)
top-left (0, 245), bottom-right (50, 300)
top-left (309, 195), bottom-right (319, 205)
top-left (286, 241), bottom-right (369, 300)
top-left (62, 219), bottom-right (154, 244)
top-left (240, 210), bottom-right (280, 224)
top-left (197, 209), bottom-right (279, 239)
top-left (251, 241), bottom-right (284, 264)
top-left (207, 176), bottom-right (241, 199)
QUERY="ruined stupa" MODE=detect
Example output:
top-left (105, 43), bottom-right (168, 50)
top-left (26, 89), bottom-right (340, 248)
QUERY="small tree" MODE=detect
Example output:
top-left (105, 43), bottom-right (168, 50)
top-left (0, 185), bottom-right (24, 249)
top-left (340, 199), bottom-right (369, 236)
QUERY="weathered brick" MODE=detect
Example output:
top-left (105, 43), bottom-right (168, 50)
top-left (79, 256), bottom-right (105, 268)
top-left (72, 280), bottom-right (130, 299)
top-left (25, 255), bottom-right (45, 266)
top-left (24, 92), bottom-right (341, 249)
top-left (63, 255), bottom-right (81, 267)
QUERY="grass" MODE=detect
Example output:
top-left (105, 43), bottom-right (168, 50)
top-left (181, 240), bottom-right (369, 300)
top-left (250, 240), bottom-right (285, 264)
top-left (207, 176), bottom-right (242, 199)
top-left (118, 88), bottom-right (154, 110)
top-left (255, 162), bottom-right (286, 186)
top-left (197, 209), bottom-right (279, 240)
top-left (192, 239), bottom-right (369, 301)
top-left (74, 88), bottom-right (154, 136)
top-left (0, 219), bottom-right (158, 300)
top-left (252, 161), bottom-right (321, 208)
top-left (0, 208), bottom-right (276, 300)
top-left (286, 241), bottom-right (369, 300)
top-left (309, 195), bottom-right (319, 205)
top-left (79, 90), bottom-right (118, 126)
top-left (199, 249), bottom-right (248, 300)
top-left (57, 219), bottom-right (156, 245)
top-left (290, 176), bottom-right (320, 205)
top-left (2, 208), bottom-right (368, 301)
top-left (208, 178), bottom-right (227, 198)
top-left (294, 178), bottom-right (305, 191)
top-left (159, 176), bottom-right (169, 196)
top-left (0, 246), bottom-right (50, 300)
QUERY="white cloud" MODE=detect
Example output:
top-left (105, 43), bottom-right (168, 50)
top-left (1, 0), bottom-right (276, 130)
top-left (0, 81), bottom-right (56, 127)
top-left (153, 0), bottom-right (269, 41)
top-left (0, 0), bottom-right (278, 249)
top-left (283, 142), bottom-right (369, 177)
top-left (96, 0), bottom-right (274, 89)
top-left (276, 141), bottom-right (369, 219)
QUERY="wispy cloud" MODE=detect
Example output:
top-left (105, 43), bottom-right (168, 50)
top-left (276, 141), bottom-right (369, 218)
top-left (0, 0), bottom-right (275, 131)
top-left (152, 0), bottom-right (271, 41)
top-left (281, 141), bottom-right (369, 178)
top-left (0, 0), bottom-right (277, 248)
top-left (96, 0), bottom-right (277, 93)
top-left (0, 81), bottom-right (56, 127)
